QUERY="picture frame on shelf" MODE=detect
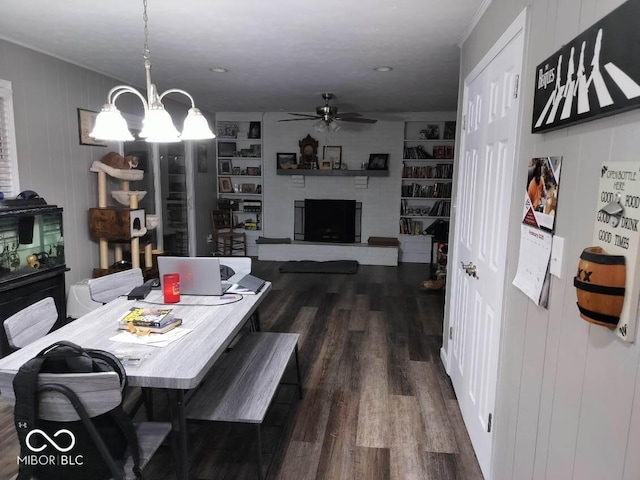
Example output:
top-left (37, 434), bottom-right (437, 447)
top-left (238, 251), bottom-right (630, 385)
top-left (218, 176), bottom-right (234, 193)
top-left (368, 153), bottom-right (389, 170)
top-left (77, 108), bottom-right (107, 147)
top-left (246, 166), bottom-right (260, 176)
top-left (218, 159), bottom-right (232, 174)
top-left (443, 121), bottom-right (456, 140)
top-left (241, 183), bottom-right (255, 193)
top-left (323, 146), bottom-right (342, 169)
top-left (320, 160), bottom-right (332, 169)
top-left (217, 122), bottom-right (238, 139)
top-left (248, 122), bottom-right (261, 139)
top-left (277, 152), bottom-right (297, 169)
top-left (425, 124), bottom-right (440, 139)
top-left (232, 166), bottom-right (241, 175)
top-left (218, 141), bottom-right (236, 157)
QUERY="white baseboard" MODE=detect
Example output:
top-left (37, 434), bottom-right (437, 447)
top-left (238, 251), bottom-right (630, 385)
top-left (440, 346), bottom-right (450, 374)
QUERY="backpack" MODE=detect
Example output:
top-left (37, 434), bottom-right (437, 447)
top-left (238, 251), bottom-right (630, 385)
top-left (12, 341), bottom-right (141, 480)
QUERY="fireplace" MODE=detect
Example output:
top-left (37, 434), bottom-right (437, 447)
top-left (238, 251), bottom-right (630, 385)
top-left (294, 200), bottom-right (362, 243)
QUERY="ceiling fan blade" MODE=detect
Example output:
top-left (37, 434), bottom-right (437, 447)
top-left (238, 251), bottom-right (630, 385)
top-left (278, 116), bottom-right (321, 122)
top-left (339, 117), bottom-right (377, 124)
top-left (335, 112), bottom-right (362, 118)
top-left (285, 113), bottom-right (320, 118)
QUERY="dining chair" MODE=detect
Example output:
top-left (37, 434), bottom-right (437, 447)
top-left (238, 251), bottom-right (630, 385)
top-left (26, 370), bottom-right (172, 480)
top-left (211, 209), bottom-right (247, 256)
top-left (3, 297), bottom-right (58, 350)
top-left (87, 268), bottom-right (144, 304)
top-left (87, 268), bottom-right (152, 420)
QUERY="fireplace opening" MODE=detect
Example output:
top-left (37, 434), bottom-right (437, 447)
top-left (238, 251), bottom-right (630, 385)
top-left (293, 199), bottom-right (362, 243)
top-left (305, 199), bottom-right (355, 243)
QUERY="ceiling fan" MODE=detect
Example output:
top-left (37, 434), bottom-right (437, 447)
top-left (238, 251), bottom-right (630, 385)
top-left (279, 93), bottom-right (377, 130)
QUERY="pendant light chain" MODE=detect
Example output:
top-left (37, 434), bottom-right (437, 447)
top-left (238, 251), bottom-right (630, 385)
top-left (142, 0), bottom-right (150, 62)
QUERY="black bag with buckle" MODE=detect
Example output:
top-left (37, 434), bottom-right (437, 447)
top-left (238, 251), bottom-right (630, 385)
top-left (12, 341), bottom-right (141, 480)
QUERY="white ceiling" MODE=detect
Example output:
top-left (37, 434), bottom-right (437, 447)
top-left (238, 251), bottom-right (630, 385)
top-left (0, 0), bottom-right (484, 115)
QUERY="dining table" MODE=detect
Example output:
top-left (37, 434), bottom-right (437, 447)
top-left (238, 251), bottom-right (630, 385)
top-left (0, 283), bottom-right (272, 480)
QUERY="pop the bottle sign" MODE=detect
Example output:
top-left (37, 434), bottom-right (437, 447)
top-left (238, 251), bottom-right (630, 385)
top-left (593, 162), bottom-right (640, 342)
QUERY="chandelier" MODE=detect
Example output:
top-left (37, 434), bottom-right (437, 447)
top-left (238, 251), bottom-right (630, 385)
top-left (90, 0), bottom-right (215, 143)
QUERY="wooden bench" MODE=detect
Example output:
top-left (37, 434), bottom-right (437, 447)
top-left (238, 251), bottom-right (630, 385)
top-left (185, 332), bottom-right (302, 479)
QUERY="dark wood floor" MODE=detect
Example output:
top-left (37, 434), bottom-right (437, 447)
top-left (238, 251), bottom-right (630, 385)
top-left (0, 260), bottom-right (483, 480)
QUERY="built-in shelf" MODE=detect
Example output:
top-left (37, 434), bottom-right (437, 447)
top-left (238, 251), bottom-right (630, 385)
top-left (277, 169), bottom-right (389, 177)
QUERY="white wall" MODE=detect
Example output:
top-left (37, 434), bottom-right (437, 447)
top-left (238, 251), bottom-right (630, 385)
top-left (447, 1), bottom-right (640, 479)
top-left (0, 39), bottom-right (216, 288)
top-left (262, 112), bottom-right (455, 242)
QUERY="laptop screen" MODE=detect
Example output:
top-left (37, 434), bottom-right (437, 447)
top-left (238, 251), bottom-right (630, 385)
top-left (157, 256), bottom-right (226, 296)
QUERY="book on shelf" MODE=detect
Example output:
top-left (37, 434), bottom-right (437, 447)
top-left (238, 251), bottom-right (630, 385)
top-left (118, 307), bottom-right (174, 327)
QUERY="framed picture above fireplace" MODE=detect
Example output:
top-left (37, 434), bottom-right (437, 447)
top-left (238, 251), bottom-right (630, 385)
top-left (368, 153), bottom-right (389, 170)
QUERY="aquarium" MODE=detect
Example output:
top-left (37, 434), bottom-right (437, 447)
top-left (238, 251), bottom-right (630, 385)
top-left (0, 199), bottom-right (65, 284)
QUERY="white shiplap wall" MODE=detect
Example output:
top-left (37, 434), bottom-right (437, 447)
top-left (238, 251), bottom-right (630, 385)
top-left (450, 0), bottom-right (640, 479)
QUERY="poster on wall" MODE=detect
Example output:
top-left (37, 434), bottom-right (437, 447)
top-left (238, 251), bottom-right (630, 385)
top-left (523, 156), bottom-right (562, 232)
top-left (586, 162), bottom-right (640, 342)
top-left (532, 0), bottom-right (640, 133)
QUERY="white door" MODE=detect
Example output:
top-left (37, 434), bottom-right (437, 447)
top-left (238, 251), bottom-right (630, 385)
top-left (448, 14), bottom-right (525, 480)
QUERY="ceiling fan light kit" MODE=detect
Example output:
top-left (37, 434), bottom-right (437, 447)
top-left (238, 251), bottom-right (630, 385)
top-left (90, 0), bottom-right (214, 143)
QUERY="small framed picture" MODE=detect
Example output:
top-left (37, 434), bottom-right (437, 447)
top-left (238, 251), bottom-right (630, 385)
top-left (217, 122), bottom-right (238, 139)
top-left (218, 159), bottom-right (232, 174)
top-left (277, 152), bottom-right (297, 169)
top-left (77, 108), bottom-right (107, 147)
top-left (323, 146), bottom-right (342, 169)
top-left (241, 183), bottom-right (256, 193)
top-left (248, 122), bottom-right (261, 139)
top-left (218, 176), bottom-right (234, 193)
top-left (368, 153), bottom-right (389, 170)
top-left (443, 121), bottom-right (456, 140)
top-left (319, 160), bottom-right (332, 170)
top-left (218, 141), bottom-right (236, 157)
top-left (246, 166), bottom-right (260, 176)
top-left (425, 124), bottom-right (440, 139)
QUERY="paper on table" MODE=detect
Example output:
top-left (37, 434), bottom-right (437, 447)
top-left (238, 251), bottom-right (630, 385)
top-left (513, 225), bottom-right (553, 306)
top-left (109, 327), bottom-right (193, 348)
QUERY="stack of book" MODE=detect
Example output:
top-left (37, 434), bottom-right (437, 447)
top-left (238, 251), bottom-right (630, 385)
top-left (118, 307), bottom-right (182, 333)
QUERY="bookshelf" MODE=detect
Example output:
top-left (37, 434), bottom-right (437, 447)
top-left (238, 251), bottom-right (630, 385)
top-left (215, 114), bottom-right (264, 256)
top-left (400, 119), bottom-right (455, 263)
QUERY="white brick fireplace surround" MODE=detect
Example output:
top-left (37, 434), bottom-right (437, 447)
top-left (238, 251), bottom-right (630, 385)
top-left (258, 112), bottom-right (403, 265)
top-left (252, 111), bottom-right (455, 265)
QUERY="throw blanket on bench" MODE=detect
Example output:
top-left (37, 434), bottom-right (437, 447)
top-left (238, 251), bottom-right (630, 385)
top-left (279, 260), bottom-right (359, 274)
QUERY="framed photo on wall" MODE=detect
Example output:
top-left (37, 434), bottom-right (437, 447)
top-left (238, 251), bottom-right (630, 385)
top-left (368, 153), bottom-right (389, 170)
top-left (77, 108), bottom-right (107, 147)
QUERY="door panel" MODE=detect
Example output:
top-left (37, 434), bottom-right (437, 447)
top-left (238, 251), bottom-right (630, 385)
top-left (448, 29), bottom-right (524, 479)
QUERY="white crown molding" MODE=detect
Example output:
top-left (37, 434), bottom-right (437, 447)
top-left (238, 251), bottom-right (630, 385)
top-left (457, 0), bottom-right (494, 48)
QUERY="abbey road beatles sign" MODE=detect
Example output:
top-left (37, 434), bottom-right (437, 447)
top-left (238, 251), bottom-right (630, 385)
top-left (532, 0), bottom-right (640, 133)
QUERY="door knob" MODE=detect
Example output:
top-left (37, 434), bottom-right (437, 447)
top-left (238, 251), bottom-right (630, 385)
top-left (460, 261), bottom-right (479, 279)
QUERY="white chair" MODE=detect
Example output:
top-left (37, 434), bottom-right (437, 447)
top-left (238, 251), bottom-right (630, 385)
top-left (87, 269), bottom-right (144, 304)
top-left (28, 371), bottom-right (172, 480)
top-left (3, 297), bottom-right (58, 349)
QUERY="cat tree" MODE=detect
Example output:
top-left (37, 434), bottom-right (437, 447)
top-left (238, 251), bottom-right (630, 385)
top-left (89, 160), bottom-right (157, 274)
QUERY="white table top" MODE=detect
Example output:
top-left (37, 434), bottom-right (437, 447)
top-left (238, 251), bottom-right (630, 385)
top-left (0, 284), bottom-right (271, 396)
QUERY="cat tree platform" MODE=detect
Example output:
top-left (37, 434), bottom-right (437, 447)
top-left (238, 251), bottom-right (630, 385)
top-left (90, 160), bottom-right (144, 181)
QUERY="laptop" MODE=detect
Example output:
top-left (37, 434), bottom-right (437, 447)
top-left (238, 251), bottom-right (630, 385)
top-left (157, 256), bottom-right (231, 296)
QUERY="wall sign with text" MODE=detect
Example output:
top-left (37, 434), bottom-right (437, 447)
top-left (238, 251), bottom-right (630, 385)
top-left (532, 0), bottom-right (640, 133)
top-left (591, 162), bottom-right (640, 342)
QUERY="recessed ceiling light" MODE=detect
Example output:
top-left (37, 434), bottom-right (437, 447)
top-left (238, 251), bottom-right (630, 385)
top-left (373, 66), bottom-right (393, 72)
top-left (209, 67), bottom-right (229, 73)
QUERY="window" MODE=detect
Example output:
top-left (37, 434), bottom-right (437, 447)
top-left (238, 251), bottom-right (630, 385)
top-left (0, 79), bottom-right (19, 197)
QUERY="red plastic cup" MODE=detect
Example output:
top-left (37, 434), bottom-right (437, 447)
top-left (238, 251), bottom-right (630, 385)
top-left (163, 273), bottom-right (180, 303)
